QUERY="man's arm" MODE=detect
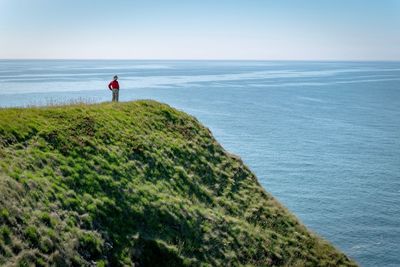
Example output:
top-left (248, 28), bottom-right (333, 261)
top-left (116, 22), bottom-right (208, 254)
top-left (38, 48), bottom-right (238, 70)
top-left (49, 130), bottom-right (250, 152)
top-left (108, 82), bottom-right (112, 90)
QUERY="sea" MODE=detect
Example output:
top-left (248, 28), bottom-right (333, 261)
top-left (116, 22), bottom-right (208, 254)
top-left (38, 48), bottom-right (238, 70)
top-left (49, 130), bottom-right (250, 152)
top-left (0, 60), bottom-right (399, 266)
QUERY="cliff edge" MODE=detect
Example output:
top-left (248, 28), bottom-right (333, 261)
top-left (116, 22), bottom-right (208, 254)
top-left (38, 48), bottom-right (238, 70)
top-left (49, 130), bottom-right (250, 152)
top-left (0, 100), bottom-right (356, 266)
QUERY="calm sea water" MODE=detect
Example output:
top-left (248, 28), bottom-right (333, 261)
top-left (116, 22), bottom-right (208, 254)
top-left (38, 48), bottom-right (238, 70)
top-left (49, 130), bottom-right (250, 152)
top-left (1, 60), bottom-right (399, 266)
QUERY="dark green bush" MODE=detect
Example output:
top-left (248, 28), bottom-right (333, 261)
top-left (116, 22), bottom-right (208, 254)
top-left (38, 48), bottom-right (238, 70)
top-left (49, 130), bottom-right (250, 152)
top-left (78, 231), bottom-right (103, 261)
top-left (0, 226), bottom-right (11, 244)
top-left (24, 226), bottom-right (39, 246)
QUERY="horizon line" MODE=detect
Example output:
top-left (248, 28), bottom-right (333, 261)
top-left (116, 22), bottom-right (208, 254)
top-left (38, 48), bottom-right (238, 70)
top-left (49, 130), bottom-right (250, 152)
top-left (1, 58), bottom-right (400, 62)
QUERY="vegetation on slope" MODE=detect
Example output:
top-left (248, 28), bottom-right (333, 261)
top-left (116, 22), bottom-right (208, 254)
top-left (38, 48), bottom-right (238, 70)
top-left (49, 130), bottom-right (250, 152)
top-left (0, 100), bottom-right (356, 266)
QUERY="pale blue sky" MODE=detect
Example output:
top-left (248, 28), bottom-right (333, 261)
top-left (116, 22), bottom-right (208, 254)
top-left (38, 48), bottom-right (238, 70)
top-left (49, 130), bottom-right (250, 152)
top-left (0, 0), bottom-right (399, 60)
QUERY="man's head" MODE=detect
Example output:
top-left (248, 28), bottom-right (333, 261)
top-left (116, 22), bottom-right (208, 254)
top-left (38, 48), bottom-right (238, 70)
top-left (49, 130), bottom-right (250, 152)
top-left (113, 75), bottom-right (118, 80)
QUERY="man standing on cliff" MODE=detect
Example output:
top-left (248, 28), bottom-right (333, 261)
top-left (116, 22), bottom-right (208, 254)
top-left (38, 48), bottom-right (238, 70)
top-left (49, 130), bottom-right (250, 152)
top-left (108, 75), bottom-right (120, 102)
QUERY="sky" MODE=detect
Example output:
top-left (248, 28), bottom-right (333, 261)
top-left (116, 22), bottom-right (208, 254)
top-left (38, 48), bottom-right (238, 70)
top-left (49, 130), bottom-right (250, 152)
top-left (0, 0), bottom-right (399, 60)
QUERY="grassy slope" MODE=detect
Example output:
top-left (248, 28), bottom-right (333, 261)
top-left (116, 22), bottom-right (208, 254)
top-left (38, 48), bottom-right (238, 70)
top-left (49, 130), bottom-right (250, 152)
top-left (0, 100), bottom-right (357, 266)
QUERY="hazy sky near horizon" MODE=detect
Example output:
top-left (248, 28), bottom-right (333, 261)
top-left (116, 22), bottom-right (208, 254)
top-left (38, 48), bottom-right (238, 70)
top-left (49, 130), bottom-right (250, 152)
top-left (0, 0), bottom-right (399, 60)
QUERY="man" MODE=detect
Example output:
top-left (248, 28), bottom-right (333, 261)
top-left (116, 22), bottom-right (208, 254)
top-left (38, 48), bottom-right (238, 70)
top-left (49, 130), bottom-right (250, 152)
top-left (108, 75), bottom-right (120, 102)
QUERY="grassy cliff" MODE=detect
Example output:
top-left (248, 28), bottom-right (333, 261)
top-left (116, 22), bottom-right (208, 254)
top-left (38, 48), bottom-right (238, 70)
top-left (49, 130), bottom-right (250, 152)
top-left (0, 100), bottom-right (356, 266)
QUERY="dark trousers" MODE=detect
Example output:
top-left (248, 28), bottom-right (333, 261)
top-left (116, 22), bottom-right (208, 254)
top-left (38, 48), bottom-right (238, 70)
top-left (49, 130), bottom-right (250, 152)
top-left (112, 89), bottom-right (119, 102)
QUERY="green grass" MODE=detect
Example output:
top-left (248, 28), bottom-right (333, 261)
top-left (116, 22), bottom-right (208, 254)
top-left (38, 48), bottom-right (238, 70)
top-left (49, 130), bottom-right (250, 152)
top-left (0, 100), bottom-right (357, 266)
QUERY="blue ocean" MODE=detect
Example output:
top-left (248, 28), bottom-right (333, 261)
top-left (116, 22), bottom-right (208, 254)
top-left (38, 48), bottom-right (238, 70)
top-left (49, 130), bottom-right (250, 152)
top-left (0, 60), bottom-right (399, 266)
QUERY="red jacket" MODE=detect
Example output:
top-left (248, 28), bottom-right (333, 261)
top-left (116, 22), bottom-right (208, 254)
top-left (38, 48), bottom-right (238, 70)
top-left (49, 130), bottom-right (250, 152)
top-left (108, 80), bottom-right (119, 90)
